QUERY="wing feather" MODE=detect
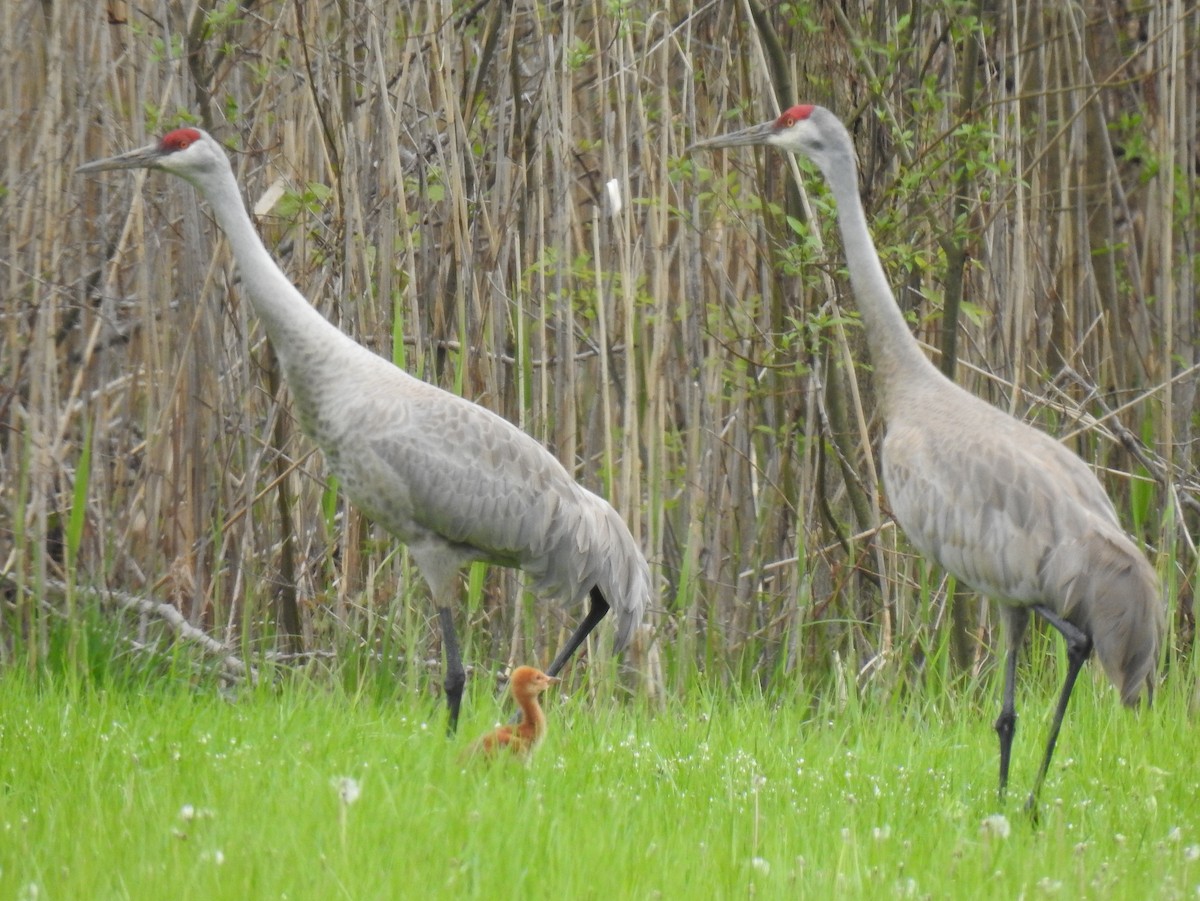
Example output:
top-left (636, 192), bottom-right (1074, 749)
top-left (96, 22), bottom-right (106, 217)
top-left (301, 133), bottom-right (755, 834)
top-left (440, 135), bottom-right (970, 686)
top-left (322, 374), bottom-right (648, 643)
top-left (883, 399), bottom-right (1118, 604)
top-left (883, 391), bottom-right (1162, 704)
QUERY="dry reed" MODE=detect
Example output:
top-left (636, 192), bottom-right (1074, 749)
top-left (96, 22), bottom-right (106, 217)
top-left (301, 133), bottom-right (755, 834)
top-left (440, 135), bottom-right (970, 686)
top-left (1, 0), bottom-right (1195, 695)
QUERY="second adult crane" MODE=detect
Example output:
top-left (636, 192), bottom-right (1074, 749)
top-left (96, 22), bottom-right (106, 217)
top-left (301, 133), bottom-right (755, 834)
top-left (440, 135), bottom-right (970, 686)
top-left (692, 105), bottom-right (1163, 811)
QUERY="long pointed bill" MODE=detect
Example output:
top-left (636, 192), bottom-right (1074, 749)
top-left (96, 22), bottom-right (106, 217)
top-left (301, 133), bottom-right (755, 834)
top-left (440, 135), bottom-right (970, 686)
top-left (687, 119), bottom-right (777, 152)
top-left (76, 143), bottom-right (165, 175)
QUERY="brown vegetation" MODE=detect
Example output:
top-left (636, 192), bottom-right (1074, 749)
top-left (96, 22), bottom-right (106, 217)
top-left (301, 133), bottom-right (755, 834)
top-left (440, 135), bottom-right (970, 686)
top-left (1, 1), bottom-right (1196, 696)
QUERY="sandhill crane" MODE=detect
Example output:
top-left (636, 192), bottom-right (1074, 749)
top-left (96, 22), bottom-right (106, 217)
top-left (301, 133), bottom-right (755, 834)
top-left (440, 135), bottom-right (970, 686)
top-left (691, 105), bottom-right (1163, 810)
top-left (463, 665), bottom-right (560, 761)
top-left (78, 128), bottom-right (650, 732)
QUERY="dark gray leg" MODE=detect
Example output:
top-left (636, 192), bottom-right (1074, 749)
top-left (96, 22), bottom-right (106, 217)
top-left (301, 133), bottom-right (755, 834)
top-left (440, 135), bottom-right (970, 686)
top-left (544, 586), bottom-right (611, 678)
top-left (995, 643), bottom-right (1020, 801)
top-left (504, 587), bottom-right (611, 724)
top-left (438, 605), bottom-right (466, 735)
top-left (995, 606), bottom-right (1029, 801)
top-left (1025, 605), bottom-right (1093, 813)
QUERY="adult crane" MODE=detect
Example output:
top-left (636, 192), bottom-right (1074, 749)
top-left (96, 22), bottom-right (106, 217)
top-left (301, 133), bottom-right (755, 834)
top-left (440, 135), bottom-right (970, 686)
top-left (78, 128), bottom-right (650, 732)
top-left (691, 105), bottom-right (1163, 811)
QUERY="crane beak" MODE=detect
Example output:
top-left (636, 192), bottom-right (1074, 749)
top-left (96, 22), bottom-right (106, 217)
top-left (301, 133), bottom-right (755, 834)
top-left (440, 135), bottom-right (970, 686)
top-left (687, 120), bottom-right (776, 152)
top-left (76, 143), bottom-right (164, 175)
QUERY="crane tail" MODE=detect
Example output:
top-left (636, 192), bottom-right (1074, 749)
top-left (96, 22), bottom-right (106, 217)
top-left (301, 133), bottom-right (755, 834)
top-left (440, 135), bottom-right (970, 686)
top-left (1075, 536), bottom-right (1164, 708)
top-left (610, 598), bottom-right (640, 655)
top-left (527, 489), bottom-right (649, 660)
top-left (585, 500), bottom-right (650, 656)
top-left (611, 547), bottom-right (650, 656)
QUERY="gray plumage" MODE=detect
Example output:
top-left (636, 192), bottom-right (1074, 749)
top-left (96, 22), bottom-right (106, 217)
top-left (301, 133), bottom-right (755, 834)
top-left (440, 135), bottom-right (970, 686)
top-left (692, 105), bottom-right (1163, 810)
top-left (78, 128), bottom-right (650, 731)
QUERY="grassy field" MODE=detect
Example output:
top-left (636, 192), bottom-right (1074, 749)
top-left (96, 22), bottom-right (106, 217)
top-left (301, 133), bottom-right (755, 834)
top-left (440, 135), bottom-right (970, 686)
top-left (1, 662), bottom-right (1197, 900)
top-left (1, 2), bottom-right (1197, 896)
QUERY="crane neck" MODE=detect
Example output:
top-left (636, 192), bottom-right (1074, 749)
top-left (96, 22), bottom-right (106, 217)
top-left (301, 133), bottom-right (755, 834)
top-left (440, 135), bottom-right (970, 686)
top-left (515, 691), bottom-right (548, 742)
top-left (195, 164), bottom-right (358, 379)
top-left (820, 157), bottom-right (942, 410)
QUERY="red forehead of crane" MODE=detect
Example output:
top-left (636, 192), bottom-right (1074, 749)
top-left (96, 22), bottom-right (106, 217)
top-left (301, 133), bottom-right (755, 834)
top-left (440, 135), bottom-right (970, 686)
top-left (775, 105), bottom-right (815, 128)
top-left (159, 128), bottom-right (203, 153)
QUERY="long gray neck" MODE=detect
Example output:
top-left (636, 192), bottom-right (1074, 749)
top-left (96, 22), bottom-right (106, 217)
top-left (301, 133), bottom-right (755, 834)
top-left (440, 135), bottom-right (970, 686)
top-left (820, 155), bottom-right (941, 410)
top-left (196, 166), bottom-right (359, 381)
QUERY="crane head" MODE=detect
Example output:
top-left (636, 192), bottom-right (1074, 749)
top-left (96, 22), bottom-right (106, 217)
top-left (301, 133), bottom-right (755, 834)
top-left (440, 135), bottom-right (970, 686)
top-left (509, 666), bottom-right (560, 699)
top-left (77, 127), bottom-right (228, 187)
top-left (689, 104), bottom-right (852, 177)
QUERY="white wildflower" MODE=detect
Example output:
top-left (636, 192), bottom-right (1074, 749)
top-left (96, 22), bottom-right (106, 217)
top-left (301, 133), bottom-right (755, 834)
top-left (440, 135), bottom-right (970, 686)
top-left (980, 814), bottom-right (1011, 840)
top-left (333, 776), bottom-right (361, 806)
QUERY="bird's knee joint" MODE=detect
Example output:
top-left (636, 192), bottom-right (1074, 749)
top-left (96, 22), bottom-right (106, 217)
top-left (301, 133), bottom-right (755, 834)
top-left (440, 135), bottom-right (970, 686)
top-left (994, 712), bottom-right (1016, 739)
top-left (1068, 633), bottom-right (1093, 663)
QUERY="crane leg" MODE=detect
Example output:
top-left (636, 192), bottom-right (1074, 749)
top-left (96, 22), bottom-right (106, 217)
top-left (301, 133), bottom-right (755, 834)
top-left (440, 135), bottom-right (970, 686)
top-left (503, 587), bottom-right (611, 725)
top-left (994, 605), bottom-right (1029, 802)
top-left (994, 642), bottom-right (1020, 802)
top-left (438, 605), bottom-right (466, 735)
top-left (543, 586), bottom-right (611, 678)
top-left (1025, 605), bottom-right (1092, 814)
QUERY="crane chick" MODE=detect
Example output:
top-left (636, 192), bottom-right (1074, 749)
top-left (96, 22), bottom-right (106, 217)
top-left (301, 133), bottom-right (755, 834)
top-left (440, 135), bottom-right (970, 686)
top-left (463, 666), bottom-right (560, 762)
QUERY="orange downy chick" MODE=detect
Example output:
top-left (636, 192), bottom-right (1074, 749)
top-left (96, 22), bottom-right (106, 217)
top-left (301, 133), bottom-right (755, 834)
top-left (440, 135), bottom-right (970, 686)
top-left (465, 666), bottom-right (560, 762)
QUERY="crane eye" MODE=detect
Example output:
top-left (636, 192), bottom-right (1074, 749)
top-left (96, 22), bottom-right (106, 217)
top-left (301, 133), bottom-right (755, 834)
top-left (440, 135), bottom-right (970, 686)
top-left (161, 127), bottom-right (202, 153)
top-left (782, 116), bottom-right (794, 128)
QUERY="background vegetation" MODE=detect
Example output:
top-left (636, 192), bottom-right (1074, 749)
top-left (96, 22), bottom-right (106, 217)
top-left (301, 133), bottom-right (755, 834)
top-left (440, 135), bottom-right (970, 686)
top-left (2, 1), bottom-right (1197, 705)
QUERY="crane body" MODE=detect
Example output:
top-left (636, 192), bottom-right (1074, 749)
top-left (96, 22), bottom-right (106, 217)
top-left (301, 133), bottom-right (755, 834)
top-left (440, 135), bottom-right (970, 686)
top-left (692, 105), bottom-right (1163, 810)
top-left (78, 128), bottom-right (649, 731)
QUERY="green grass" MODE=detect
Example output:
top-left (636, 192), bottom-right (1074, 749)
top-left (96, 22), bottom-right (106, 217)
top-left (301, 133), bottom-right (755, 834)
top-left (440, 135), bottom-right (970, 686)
top-left (0, 668), bottom-right (1197, 900)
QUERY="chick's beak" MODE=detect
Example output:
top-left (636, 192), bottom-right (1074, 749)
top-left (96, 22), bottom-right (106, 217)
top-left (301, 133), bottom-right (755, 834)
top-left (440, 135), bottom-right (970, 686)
top-left (76, 143), bottom-right (164, 175)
